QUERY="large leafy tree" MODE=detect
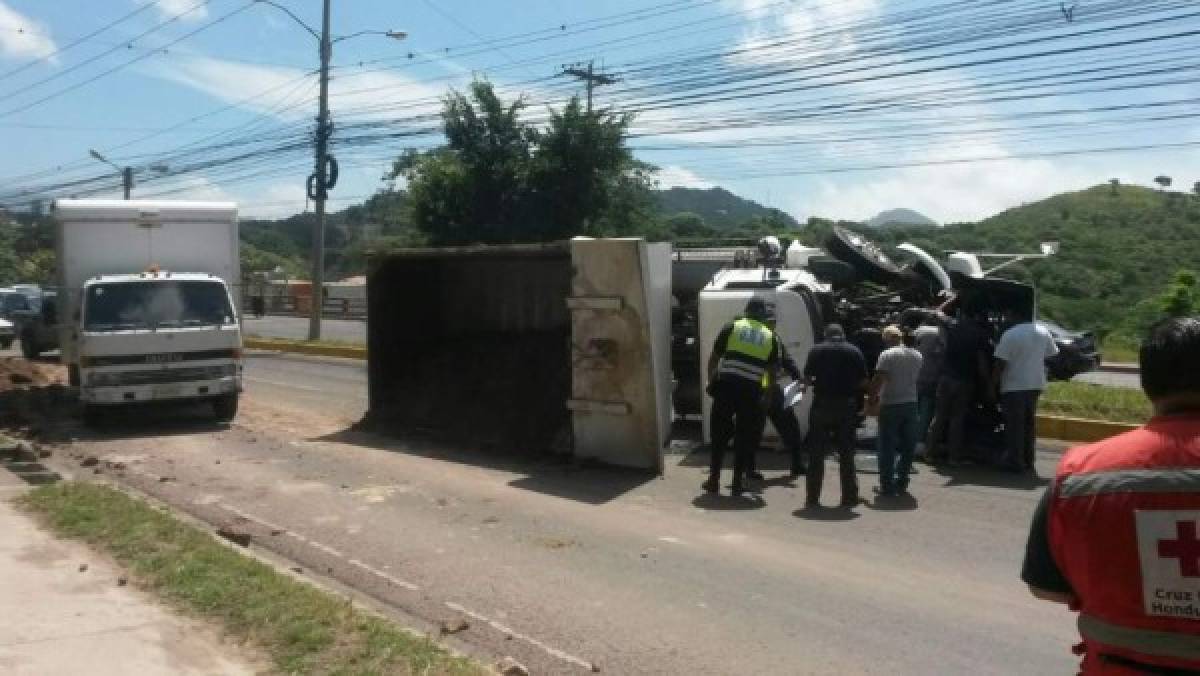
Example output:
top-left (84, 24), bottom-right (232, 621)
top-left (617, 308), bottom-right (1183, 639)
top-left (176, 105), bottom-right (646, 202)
top-left (387, 80), bottom-right (657, 245)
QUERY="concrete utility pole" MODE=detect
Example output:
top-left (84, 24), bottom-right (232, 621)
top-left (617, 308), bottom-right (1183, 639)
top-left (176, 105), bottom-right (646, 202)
top-left (561, 61), bottom-right (619, 113)
top-left (252, 1), bottom-right (404, 341)
top-left (88, 149), bottom-right (166, 200)
top-left (309, 0), bottom-right (333, 342)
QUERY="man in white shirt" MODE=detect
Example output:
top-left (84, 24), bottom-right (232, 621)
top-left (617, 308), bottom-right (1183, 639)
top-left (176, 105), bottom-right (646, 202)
top-left (869, 325), bottom-right (923, 496)
top-left (993, 309), bottom-right (1059, 473)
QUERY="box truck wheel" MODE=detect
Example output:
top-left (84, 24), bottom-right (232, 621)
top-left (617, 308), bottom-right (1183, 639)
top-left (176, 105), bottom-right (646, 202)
top-left (213, 393), bottom-right (238, 422)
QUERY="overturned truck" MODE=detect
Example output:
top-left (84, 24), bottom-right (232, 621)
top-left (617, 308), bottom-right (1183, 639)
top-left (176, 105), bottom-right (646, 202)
top-left (364, 239), bottom-right (673, 471)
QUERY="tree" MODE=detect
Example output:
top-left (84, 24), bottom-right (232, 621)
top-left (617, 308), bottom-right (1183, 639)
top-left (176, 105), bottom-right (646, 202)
top-left (1154, 175), bottom-right (1173, 191)
top-left (388, 79), bottom-right (655, 245)
top-left (1159, 269), bottom-right (1197, 318)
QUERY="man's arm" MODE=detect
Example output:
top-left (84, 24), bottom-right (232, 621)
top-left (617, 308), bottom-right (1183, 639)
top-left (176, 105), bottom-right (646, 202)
top-left (868, 371), bottom-right (888, 400)
top-left (708, 325), bottom-right (733, 382)
top-left (1021, 487), bottom-right (1077, 605)
top-left (778, 341), bottom-right (803, 381)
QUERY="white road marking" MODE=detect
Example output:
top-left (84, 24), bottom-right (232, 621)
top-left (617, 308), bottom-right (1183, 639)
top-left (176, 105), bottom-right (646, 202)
top-left (347, 558), bottom-right (420, 591)
top-left (444, 601), bottom-right (596, 672)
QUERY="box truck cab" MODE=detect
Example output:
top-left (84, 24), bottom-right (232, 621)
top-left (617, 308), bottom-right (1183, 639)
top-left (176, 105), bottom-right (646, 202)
top-left (53, 200), bottom-right (243, 425)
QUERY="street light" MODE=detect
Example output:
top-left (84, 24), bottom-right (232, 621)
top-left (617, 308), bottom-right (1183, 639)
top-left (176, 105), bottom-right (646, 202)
top-left (88, 149), bottom-right (169, 200)
top-left (254, 0), bottom-right (405, 341)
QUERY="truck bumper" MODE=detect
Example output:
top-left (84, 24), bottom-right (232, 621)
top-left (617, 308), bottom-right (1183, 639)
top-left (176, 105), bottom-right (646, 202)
top-left (81, 376), bottom-right (241, 405)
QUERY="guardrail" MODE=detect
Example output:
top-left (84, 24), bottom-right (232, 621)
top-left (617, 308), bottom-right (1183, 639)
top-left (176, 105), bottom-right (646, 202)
top-left (241, 295), bottom-right (366, 320)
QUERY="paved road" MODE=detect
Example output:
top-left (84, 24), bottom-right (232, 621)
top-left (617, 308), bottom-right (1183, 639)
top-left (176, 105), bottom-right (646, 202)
top-left (243, 315), bottom-right (366, 344)
top-left (37, 352), bottom-right (1080, 675)
top-left (1072, 368), bottom-right (1140, 389)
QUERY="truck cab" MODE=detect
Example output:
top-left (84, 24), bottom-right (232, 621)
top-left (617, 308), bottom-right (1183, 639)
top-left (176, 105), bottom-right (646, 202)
top-left (77, 271), bottom-right (242, 422)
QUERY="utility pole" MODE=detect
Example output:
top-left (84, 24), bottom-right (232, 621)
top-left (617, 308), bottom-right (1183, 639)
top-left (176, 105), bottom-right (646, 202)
top-left (308, 0), bottom-right (334, 342)
top-left (252, 1), bottom-right (404, 341)
top-left (88, 149), bottom-right (166, 200)
top-left (561, 60), bottom-right (618, 113)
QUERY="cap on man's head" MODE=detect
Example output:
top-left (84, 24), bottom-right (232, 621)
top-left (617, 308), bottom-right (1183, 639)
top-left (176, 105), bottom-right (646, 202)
top-left (882, 324), bottom-right (903, 342)
top-left (745, 298), bottom-right (772, 320)
top-left (823, 323), bottom-right (845, 340)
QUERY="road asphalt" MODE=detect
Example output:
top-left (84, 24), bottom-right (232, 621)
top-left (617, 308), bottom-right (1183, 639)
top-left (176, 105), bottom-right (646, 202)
top-left (23, 350), bottom-right (1084, 675)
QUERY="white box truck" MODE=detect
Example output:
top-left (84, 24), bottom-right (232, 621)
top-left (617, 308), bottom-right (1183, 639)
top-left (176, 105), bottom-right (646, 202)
top-left (53, 200), bottom-right (243, 425)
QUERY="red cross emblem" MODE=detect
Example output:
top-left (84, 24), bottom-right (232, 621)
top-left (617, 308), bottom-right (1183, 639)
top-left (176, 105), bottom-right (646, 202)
top-left (1158, 520), bottom-right (1200, 578)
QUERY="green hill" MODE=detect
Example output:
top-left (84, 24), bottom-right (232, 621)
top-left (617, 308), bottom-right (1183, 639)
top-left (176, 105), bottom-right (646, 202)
top-left (826, 183), bottom-right (1200, 340)
top-left (655, 187), bottom-right (799, 231)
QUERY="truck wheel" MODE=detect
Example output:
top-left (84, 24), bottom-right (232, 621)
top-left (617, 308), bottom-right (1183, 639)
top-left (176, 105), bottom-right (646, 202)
top-left (212, 394), bottom-right (239, 422)
top-left (20, 334), bottom-right (39, 359)
top-left (82, 404), bottom-right (104, 428)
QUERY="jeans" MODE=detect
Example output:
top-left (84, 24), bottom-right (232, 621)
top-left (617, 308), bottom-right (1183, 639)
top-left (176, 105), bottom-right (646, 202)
top-left (806, 396), bottom-right (859, 504)
top-left (709, 380), bottom-right (767, 491)
top-left (927, 376), bottom-right (975, 462)
top-left (878, 402), bottom-right (919, 493)
top-left (1002, 390), bottom-right (1040, 470)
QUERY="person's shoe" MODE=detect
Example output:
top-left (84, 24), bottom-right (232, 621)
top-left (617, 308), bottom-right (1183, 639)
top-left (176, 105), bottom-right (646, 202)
top-left (896, 482), bottom-right (910, 495)
top-left (873, 486), bottom-right (897, 498)
top-left (730, 484), bottom-right (746, 497)
top-left (839, 496), bottom-right (862, 508)
top-left (804, 498), bottom-right (820, 508)
top-left (701, 478), bottom-right (719, 493)
top-left (749, 471), bottom-right (765, 481)
top-left (789, 469), bottom-right (805, 479)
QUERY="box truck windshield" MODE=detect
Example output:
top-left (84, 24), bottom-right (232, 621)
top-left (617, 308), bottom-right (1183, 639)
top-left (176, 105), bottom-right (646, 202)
top-left (84, 280), bottom-right (235, 331)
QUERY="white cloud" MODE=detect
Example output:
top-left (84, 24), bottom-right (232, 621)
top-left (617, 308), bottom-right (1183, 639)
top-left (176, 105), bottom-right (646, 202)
top-left (0, 1), bottom-right (56, 61)
top-left (656, 165), bottom-right (713, 190)
top-left (138, 0), bottom-right (209, 23)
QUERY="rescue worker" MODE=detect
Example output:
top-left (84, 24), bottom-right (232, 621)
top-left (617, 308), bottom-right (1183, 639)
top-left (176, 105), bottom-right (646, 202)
top-left (704, 298), bottom-right (786, 496)
top-left (801, 323), bottom-right (868, 508)
top-left (1021, 317), bottom-right (1200, 674)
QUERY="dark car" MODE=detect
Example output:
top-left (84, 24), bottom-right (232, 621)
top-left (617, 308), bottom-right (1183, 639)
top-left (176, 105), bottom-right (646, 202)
top-left (1038, 319), bottom-right (1101, 380)
top-left (11, 290), bottom-right (60, 359)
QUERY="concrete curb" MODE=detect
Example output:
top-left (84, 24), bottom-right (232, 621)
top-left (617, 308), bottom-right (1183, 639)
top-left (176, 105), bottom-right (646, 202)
top-left (1036, 414), bottom-right (1140, 443)
top-left (1099, 363), bottom-right (1139, 375)
top-left (243, 337), bottom-right (366, 360)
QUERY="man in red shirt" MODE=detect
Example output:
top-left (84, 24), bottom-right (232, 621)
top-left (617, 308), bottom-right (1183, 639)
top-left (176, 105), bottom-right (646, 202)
top-left (1021, 317), bottom-right (1200, 674)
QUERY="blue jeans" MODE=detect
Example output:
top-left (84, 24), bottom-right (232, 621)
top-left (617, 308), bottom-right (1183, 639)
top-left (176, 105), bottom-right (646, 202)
top-left (878, 402), bottom-right (919, 493)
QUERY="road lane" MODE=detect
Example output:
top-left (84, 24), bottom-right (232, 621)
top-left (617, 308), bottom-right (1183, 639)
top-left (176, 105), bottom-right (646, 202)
top-left (34, 350), bottom-right (1084, 675)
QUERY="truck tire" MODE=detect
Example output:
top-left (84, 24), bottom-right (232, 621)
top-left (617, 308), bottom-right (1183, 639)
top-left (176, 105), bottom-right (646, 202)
top-left (20, 333), bottom-right (39, 359)
top-left (212, 393), bottom-right (239, 422)
top-left (82, 404), bottom-right (104, 428)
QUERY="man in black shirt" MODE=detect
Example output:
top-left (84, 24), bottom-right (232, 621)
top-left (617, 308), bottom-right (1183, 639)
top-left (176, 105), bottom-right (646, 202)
top-left (801, 323), bottom-right (868, 508)
top-left (926, 307), bottom-right (991, 464)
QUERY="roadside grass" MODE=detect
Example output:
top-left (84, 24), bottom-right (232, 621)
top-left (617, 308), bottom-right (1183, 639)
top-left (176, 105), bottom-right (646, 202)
top-left (17, 482), bottom-right (483, 676)
top-left (1041, 381), bottom-right (1151, 424)
top-left (244, 334), bottom-right (365, 349)
top-left (1100, 336), bottom-right (1140, 364)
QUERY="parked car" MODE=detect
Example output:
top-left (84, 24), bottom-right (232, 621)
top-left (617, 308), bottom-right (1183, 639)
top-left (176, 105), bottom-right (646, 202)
top-left (11, 290), bottom-right (59, 360)
top-left (0, 317), bottom-right (13, 349)
top-left (1038, 319), bottom-right (1101, 380)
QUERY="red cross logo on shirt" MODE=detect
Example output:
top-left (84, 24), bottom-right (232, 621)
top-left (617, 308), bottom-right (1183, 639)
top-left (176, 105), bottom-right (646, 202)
top-left (1158, 520), bottom-right (1200, 578)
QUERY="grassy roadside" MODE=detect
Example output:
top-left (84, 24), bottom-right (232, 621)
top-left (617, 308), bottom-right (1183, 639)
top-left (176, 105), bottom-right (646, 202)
top-left (1100, 336), bottom-right (1140, 364)
top-left (17, 482), bottom-right (483, 676)
top-left (244, 334), bottom-right (365, 349)
top-left (1041, 381), bottom-right (1152, 424)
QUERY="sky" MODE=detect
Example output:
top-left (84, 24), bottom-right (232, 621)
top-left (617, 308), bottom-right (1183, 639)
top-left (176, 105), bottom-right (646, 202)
top-left (0, 0), bottom-right (1197, 222)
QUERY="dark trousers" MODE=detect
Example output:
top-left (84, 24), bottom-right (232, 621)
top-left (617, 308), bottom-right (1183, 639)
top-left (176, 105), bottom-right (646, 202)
top-left (709, 384), bottom-right (767, 491)
top-left (927, 376), bottom-right (974, 462)
top-left (878, 402), bottom-right (919, 493)
top-left (1002, 390), bottom-right (1040, 469)
top-left (766, 384), bottom-right (806, 475)
top-left (805, 396), bottom-right (859, 504)
top-left (916, 381), bottom-right (938, 449)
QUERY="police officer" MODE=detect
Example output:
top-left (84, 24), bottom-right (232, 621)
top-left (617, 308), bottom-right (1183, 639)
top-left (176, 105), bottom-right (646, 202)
top-left (704, 298), bottom-right (787, 496)
top-left (1021, 317), bottom-right (1200, 674)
